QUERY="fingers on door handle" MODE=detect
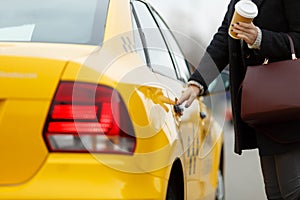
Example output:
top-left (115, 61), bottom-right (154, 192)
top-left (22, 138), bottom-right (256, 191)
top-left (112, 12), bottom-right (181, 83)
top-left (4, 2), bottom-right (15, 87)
top-left (174, 104), bottom-right (184, 116)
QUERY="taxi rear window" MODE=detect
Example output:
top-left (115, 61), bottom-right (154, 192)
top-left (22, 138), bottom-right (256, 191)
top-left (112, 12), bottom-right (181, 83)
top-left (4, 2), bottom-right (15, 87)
top-left (0, 0), bottom-right (109, 45)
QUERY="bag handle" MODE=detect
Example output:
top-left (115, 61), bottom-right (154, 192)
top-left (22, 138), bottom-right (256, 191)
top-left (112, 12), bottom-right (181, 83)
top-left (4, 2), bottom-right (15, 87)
top-left (287, 34), bottom-right (297, 60)
top-left (264, 34), bottom-right (297, 65)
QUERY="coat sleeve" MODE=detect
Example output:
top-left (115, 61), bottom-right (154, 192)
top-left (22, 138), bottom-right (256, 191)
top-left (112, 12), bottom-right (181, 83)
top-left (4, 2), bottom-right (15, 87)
top-left (260, 0), bottom-right (300, 60)
top-left (189, 0), bottom-right (235, 90)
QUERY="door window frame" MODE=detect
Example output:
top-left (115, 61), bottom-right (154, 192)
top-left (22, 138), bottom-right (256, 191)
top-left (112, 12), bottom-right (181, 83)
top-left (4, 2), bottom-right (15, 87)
top-left (131, 0), bottom-right (180, 81)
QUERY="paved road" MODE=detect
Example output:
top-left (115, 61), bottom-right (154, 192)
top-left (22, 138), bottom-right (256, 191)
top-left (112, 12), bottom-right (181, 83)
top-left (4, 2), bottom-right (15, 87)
top-left (223, 123), bottom-right (267, 200)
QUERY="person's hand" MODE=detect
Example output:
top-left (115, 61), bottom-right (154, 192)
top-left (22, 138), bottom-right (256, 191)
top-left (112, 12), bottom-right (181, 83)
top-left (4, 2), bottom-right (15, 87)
top-left (177, 85), bottom-right (200, 108)
top-left (232, 22), bottom-right (258, 45)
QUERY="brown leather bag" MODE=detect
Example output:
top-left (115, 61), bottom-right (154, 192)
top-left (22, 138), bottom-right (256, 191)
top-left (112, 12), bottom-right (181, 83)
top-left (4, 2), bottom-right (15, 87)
top-left (241, 35), bottom-right (300, 125)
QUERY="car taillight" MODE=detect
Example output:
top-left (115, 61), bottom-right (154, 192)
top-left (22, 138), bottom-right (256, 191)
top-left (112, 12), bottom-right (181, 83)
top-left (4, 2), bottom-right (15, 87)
top-left (43, 82), bottom-right (136, 154)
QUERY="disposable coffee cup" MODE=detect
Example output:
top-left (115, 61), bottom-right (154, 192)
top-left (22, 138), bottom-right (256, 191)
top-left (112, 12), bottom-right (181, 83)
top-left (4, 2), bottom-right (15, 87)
top-left (229, 0), bottom-right (258, 39)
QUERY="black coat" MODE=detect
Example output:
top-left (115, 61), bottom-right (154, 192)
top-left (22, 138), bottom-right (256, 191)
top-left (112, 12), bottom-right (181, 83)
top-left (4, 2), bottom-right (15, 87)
top-left (190, 0), bottom-right (300, 155)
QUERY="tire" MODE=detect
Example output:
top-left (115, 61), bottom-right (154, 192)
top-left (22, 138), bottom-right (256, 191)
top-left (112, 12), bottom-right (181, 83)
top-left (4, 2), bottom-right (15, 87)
top-left (166, 174), bottom-right (183, 200)
top-left (215, 169), bottom-right (225, 200)
top-left (166, 181), bottom-right (177, 200)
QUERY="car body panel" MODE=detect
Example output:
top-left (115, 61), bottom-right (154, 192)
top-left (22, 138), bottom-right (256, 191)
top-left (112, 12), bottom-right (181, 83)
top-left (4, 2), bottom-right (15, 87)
top-left (104, 0), bottom-right (132, 40)
top-left (154, 73), bottom-right (223, 199)
top-left (0, 55), bottom-right (66, 99)
top-left (0, 55), bottom-right (65, 185)
top-left (0, 154), bottom-right (168, 200)
top-left (0, 100), bottom-right (49, 185)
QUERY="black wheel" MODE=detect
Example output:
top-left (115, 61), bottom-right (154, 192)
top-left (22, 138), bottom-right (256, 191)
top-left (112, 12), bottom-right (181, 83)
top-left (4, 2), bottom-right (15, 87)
top-left (215, 169), bottom-right (225, 200)
top-left (166, 174), bottom-right (183, 200)
top-left (166, 180), bottom-right (178, 200)
top-left (166, 160), bottom-right (184, 200)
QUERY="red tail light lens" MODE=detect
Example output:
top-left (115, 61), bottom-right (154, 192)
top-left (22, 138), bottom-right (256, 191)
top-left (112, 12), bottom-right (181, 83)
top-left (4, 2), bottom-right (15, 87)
top-left (44, 82), bottom-right (136, 154)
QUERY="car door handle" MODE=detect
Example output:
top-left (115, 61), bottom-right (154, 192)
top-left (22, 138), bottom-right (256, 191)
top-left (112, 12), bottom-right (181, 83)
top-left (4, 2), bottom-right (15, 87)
top-left (174, 104), bottom-right (184, 116)
top-left (200, 111), bottom-right (207, 119)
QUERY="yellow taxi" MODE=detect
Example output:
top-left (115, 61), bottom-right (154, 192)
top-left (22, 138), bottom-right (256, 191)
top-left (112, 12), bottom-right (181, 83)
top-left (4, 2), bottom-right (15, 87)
top-left (0, 0), bottom-right (225, 199)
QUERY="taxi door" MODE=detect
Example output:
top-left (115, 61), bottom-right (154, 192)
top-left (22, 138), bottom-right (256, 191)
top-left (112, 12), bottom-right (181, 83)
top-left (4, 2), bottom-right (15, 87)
top-left (148, 11), bottom-right (216, 200)
top-left (149, 9), bottom-right (220, 199)
top-left (131, 1), bottom-right (217, 199)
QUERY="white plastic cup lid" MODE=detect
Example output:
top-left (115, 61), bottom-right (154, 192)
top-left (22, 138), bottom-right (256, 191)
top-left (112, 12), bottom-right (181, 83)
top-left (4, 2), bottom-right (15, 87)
top-left (235, 0), bottom-right (258, 18)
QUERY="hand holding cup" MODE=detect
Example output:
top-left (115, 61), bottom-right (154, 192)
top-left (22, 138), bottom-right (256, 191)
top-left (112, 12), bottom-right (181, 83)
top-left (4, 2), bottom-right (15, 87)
top-left (229, 0), bottom-right (258, 40)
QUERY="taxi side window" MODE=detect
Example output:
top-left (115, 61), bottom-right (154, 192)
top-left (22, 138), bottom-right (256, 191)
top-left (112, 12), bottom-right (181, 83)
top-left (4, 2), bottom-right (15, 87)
top-left (151, 10), bottom-right (191, 83)
top-left (131, 1), bottom-right (178, 80)
top-left (130, 4), bottom-right (147, 65)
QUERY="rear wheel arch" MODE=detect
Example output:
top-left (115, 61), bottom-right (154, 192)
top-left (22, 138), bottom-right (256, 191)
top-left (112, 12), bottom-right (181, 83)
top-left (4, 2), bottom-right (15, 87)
top-left (166, 159), bottom-right (184, 200)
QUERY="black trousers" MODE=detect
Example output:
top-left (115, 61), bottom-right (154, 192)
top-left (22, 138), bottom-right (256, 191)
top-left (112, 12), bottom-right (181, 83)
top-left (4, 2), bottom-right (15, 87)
top-left (260, 146), bottom-right (300, 200)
